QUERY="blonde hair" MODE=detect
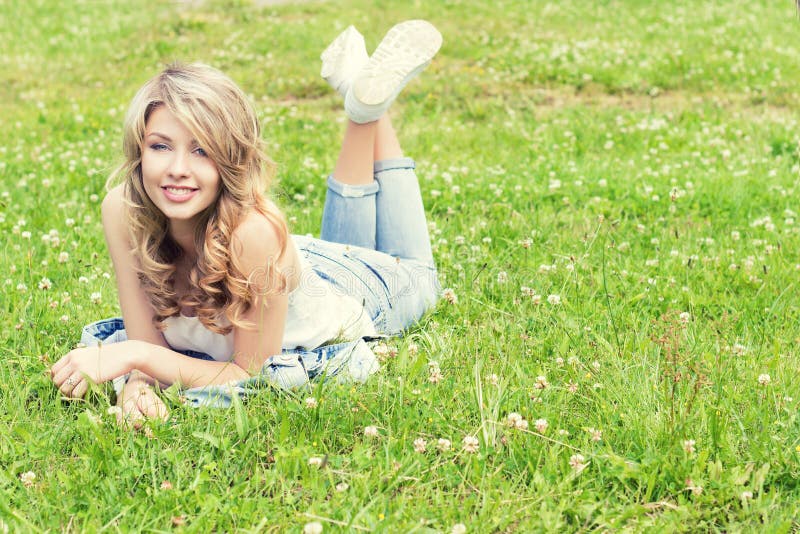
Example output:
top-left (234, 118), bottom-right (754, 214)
top-left (108, 62), bottom-right (288, 334)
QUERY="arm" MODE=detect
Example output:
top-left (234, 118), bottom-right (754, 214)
top-left (52, 208), bottom-right (294, 390)
top-left (53, 187), bottom-right (165, 404)
top-left (138, 211), bottom-right (294, 384)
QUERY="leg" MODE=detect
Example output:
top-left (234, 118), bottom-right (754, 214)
top-left (320, 20), bottom-right (442, 250)
top-left (333, 120), bottom-right (377, 185)
top-left (321, 121), bottom-right (379, 248)
top-left (373, 116), bottom-right (434, 265)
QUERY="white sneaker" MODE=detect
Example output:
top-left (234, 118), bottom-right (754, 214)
top-left (320, 25), bottom-right (369, 97)
top-left (345, 20), bottom-right (442, 124)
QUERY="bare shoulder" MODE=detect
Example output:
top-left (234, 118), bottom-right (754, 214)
top-left (101, 184), bottom-right (125, 213)
top-left (231, 211), bottom-right (282, 258)
top-left (101, 185), bottom-right (128, 239)
top-left (231, 211), bottom-right (298, 280)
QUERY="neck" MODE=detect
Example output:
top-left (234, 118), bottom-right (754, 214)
top-left (169, 220), bottom-right (198, 257)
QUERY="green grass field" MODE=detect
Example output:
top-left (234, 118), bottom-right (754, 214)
top-left (3, 0), bottom-right (800, 531)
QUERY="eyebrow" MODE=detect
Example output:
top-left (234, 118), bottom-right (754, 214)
top-left (145, 132), bottom-right (172, 142)
top-left (144, 132), bottom-right (200, 145)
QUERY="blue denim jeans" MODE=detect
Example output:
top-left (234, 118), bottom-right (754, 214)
top-left (310, 157), bottom-right (440, 334)
top-left (79, 157), bottom-right (439, 407)
top-left (80, 318), bottom-right (381, 407)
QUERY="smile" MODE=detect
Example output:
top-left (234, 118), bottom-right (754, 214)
top-left (161, 186), bottom-right (199, 202)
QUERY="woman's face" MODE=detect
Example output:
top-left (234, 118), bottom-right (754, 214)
top-left (141, 106), bottom-right (221, 235)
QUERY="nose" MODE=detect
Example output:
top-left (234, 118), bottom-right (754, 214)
top-left (167, 149), bottom-right (191, 179)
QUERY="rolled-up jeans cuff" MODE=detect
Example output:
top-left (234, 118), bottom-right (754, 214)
top-left (374, 157), bottom-right (415, 174)
top-left (326, 175), bottom-right (380, 198)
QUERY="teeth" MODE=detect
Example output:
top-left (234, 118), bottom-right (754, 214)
top-left (165, 187), bottom-right (195, 195)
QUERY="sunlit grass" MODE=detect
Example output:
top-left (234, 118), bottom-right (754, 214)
top-left (3, 0), bottom-right (800, 531)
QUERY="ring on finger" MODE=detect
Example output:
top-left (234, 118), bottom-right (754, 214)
top-left (65, 377), bottom-right (77, 386)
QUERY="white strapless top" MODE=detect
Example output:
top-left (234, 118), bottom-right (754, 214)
top-left (162, 237), bottom-right (376, 361)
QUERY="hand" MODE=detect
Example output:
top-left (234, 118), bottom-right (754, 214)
top-left (50, 341), bottom-right (141, 398)
top-left (116, 379), bottom-right (169, 428)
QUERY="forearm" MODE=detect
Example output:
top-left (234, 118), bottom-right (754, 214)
top-left (134, 343), bottom-right (251, 388)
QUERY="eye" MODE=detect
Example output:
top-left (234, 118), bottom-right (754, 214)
top-left (193, 147), bottom-right (209, 157)
top-left (149, 143), bottom-right (169, 151)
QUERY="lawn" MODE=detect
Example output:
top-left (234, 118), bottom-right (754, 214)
top-left (3, 0), bottom-right (800, 531)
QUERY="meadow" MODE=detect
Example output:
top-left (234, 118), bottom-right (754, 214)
top-left (3, 0), bottom-right (800, 531)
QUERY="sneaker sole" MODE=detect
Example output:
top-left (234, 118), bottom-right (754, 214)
top-left (352, 20), bottom-right (442, 106)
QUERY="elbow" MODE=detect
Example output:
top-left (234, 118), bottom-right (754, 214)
top-left (229, 362), bottom-right (252, 382)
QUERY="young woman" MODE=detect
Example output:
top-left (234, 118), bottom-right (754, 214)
top-left (49, 20), bottom-right (443, 424)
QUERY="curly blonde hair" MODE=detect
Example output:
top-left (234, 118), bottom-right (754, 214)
top-left (108, 62), bottom-right (288, 334)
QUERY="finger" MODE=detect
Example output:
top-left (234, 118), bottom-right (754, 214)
top-left (58, 375), bottom-right (80, 397)
top-left (71, 379), bottom-right (89, 399)
top-left (51, 365), bottom-right (74, 388)
top-left (117, 400), bottom-right (145, 429)
top-left (137, 389), bottom-right (169, 421)
top-left (50, 353), bottom-right (69, 376)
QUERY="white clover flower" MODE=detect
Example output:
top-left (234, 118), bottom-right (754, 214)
top-left (373, 343), bottom-right (389, 359)
top-left (413, 438), bottom-right (427, 453)
top-left (437, 438), bottom-right (452, 452)
top-left (589, 428), bottom-right (603, 442)
top-left (452, 524), bottom-right (467, 534)
top-left (58, 251), bottom-right (69, 263)
top-left (335, 482), bottom-right (349, 492)
top-left (679, 312), bottom-right (691, 324)
top-left (307, 456), bottom-right (324, 467)
top-left (496, 271), bottom-right (508, 284)
top-left (506, 412), bottom-right (523, 428)
top-left (569, 454), bottom-right (587, 471)
top-left (442, 288), bottom-right (458, 304)
top-left (547, 294), bottom-right (561, 305)
top-left (534, 419), bottom-right (548, 434)
top-left (19, 471), bottom-right (36, 487)
top-left (732, 343), bottom-right (747, 356)
top-left (741, 490), bottom-right (753, 501)
top-left (305, 397), bottom-right (318, 409)
top-left (38, 278), bottom-right (52, 290)
top-left (428, 363), bottom-right (443, 384)
top-left (534, 376), bottom-right (549, 390)
top-left (683, 439), bottom-right (696, 454)
top-left (487, 373), bottom-right (499, 386)
top-left (303, 521), bottom-right (323, 534)
top-left (462, 435), bottom-right (479, 453)
top-left (364, 426), bottom-right (379, 438)
top-left (90, 292), bottom-right (102, 304)
top-left (758, 373), bottom-right (771, 386)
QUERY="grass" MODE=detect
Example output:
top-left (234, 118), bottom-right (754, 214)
top-left (3, 0), bottom-right (800, 531)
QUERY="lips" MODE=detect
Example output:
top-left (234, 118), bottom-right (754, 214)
top-left (161, 185), bottom-right (199, 203)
